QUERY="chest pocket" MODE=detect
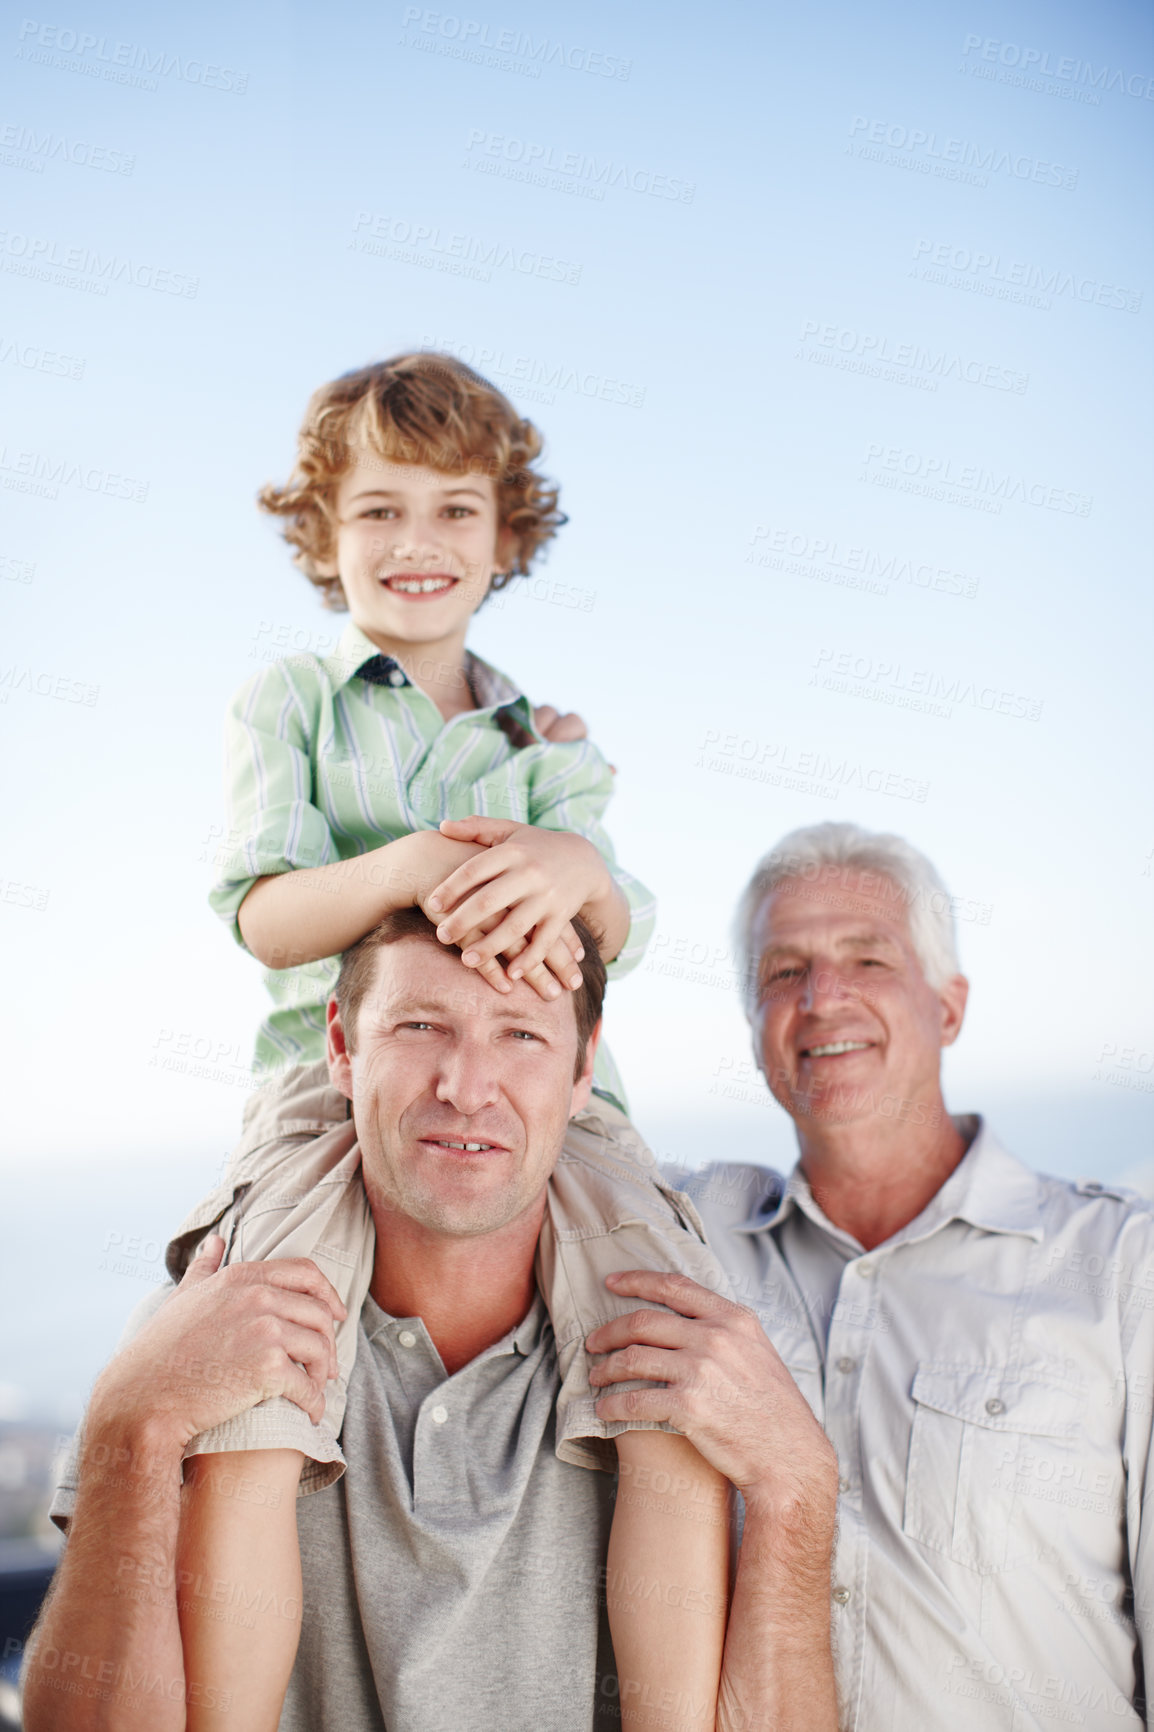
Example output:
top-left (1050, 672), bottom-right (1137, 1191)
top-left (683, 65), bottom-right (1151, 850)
top-left (902, 1365), bottom-right (1087, 1575)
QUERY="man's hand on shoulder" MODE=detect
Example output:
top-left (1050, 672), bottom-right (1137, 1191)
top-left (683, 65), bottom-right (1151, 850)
top-left (90, 1235), bottom-right (347, 1451)
top-left (586, 1271), bottom-right (839, 1521)
top-left (589, 1273), bottom-right (840, 1731)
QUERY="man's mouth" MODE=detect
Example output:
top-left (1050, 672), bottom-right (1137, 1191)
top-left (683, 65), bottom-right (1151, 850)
top-left (426, 1137), bottom-right (498, 1152)
top-left (800, 1040), bottom-right (873, 1059)
top-left (382, 574), bottom-right (457, 596)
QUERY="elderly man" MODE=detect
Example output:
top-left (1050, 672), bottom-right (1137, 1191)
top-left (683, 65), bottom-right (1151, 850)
top-left (674, 822), bottom-right (1153, 1729)
top-left (25, 908), bottom-right (838, 1732)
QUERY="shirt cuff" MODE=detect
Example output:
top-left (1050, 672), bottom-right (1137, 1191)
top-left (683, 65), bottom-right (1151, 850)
top-left (182, 1398), bottom-right (346, 1495)
top-left (604, 868), bottom-right (656, 982)
top-left (208, 802), bottom-right (338, 942)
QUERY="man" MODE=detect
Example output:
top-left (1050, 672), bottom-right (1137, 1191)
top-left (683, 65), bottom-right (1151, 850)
top-left (677, 821), bottom-right (1153, 1730)
top-left (25, 909), bottom-right (839, 1731)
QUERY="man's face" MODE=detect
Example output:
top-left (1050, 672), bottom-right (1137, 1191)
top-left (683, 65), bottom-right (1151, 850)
top-left (327, 938), bottom-right (597, 1239)
top-left (749, 871), bottom-right (968, 1129)
top-left (319, 451), bottom-right (514, 652)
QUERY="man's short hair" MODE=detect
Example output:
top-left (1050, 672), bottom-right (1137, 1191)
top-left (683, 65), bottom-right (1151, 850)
top-left (334, 907), bottom-right (606, 1081)
top-left (733, 821), bottom-right (962, 1012)
top-left (257, 351), bottom-right (566, 607)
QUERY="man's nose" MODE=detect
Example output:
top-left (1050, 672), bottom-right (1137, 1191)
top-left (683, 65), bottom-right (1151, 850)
top-left (434, 1041), bottom-right (501, 1114)
top-left (800, 964), bottom-right (855, 1013)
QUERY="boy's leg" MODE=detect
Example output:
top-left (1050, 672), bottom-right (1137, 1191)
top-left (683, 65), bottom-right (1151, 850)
top-left (164, 1061), bottom-right (375, 1493)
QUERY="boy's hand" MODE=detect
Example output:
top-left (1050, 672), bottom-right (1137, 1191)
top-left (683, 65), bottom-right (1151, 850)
top-left (451, 920), bottom-right (586, 1001)
top-left (532, 704), bottom-right (588, 743)
top-left (430, 817), bottom-right (608, 995)
top-left (402, 830), bottom-right (581, 999)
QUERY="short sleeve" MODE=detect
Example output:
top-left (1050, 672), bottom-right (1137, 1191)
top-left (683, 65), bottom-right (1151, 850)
top-left (537, 1102), bottom-right (736, 1473)
top-left (526, 739), bottom-right (656, 981)
top-left (208, 661), bottom-right (339, 945)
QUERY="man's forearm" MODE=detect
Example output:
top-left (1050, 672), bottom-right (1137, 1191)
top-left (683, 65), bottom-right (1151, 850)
top-left (24, 1408), bottom-right (194, 1732)
top-left (718, 1493), bottom-right (839, 1732)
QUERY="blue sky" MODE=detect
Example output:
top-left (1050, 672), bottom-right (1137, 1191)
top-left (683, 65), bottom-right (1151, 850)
top-left (1, 0), bottom-right (1151, 1418)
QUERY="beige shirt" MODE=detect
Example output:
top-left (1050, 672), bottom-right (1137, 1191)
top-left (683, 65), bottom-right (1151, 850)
top-left (680, 1120), bottom-right (1154, 1731)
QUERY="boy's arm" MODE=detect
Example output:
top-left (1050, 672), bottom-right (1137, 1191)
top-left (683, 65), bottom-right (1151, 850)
top-left (179, 1451), bottom-right (306, 1732)
top-left (235, 829), bottom-right (484, 969)
top-left (238, 830), bottom-right (587, 1001)
top-left (609, 1432), bottom-right (729, 1732)
top-left (213, 664), bottom-right (489, 972)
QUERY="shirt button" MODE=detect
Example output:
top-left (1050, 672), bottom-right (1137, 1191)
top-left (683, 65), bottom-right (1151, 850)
top-left (387, 667), bottom-right (406, 687)
top-left (832, 1587), bottom-right (851, 1605)
top-left (985, 1397), bottom-right (1005, 1416)
top-left (836, 1356), bottom-right (857, 1375)
top-left (838, 1477), bottom-right (851, 1494)
top-left (431, 1405), bottom-right (449, 1425)
top-left (398, 1330), bottom-right (417, 1348)
top-left (855, 1261), bottom-right (873, 1277)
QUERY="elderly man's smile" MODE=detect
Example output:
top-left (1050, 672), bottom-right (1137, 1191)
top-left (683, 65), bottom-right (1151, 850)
top-left (800, 1039), bottom-right (874, 1059)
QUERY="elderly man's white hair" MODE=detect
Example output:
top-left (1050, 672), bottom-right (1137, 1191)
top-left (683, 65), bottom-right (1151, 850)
top-left (733, 822), bottom-right (962, 1013)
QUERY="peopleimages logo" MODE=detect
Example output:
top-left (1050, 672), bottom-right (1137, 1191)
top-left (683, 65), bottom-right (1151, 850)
top-left (464, 130), bottom-right (695, 203)
top-left (0, 229), bottom-right (199, 298)
top-left (0, 121), bottom-right (135, 175)
top-left (14, 18), bottom-right (249, 92)
top-left (848, 116), bottom-right (1078, 189)
top-left (399, 8), bottom-right (632, 79)
top-left (911, 239), bottom-right (1142, 315)
top-left (860, 443), bottom-right (1092, 517)
top-left (797, 321), bottom-right (1028, 394)
top-left (960, 34), bottom-right (1154, 101)
top-left (349, 210), bottom-right (582, 286)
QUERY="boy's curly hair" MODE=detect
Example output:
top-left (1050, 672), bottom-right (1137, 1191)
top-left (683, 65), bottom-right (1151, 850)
top-left (258, 351), bottom-right (566, 610)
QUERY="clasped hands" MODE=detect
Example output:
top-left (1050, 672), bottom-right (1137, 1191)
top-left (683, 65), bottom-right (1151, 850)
top-left (415, 815), bottom-right (604, 1001)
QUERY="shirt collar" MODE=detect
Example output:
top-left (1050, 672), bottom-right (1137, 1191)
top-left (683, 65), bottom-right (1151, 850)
top-left (323, 622), bottom-right (542, 737)
top-left (323, 621), bottom-right (394, 691)
top-left (362, 1289), bottom-right (546, 1359)
top-left (734, 1115), bottom-right (1045, 1247)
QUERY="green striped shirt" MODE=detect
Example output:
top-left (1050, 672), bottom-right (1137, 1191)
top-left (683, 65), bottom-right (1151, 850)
top-left (209, 622), bottom-right (655, 1101)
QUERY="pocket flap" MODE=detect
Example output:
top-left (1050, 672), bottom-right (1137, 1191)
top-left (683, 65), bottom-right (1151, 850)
top-left (910, 1366), bottom-right (1080, 1437)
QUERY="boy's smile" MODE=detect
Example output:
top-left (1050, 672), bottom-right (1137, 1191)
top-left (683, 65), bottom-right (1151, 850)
top-left (319, 450), bottom-right (514, 659)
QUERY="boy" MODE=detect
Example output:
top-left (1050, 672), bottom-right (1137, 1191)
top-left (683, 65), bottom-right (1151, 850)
top-left (169, 352), bottom-right (735, 1725)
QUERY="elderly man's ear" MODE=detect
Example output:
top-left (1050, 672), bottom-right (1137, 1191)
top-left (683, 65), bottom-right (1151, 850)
top-left (938, 974), bottom-right (969, 1048)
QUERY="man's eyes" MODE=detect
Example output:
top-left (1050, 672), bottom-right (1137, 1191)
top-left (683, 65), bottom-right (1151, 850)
top-left (397, 1022), bottom-right (541, 1040)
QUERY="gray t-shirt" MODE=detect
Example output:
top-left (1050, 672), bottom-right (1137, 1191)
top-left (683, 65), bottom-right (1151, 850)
top-left (280, 1292), bottom-right (619, 1732)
